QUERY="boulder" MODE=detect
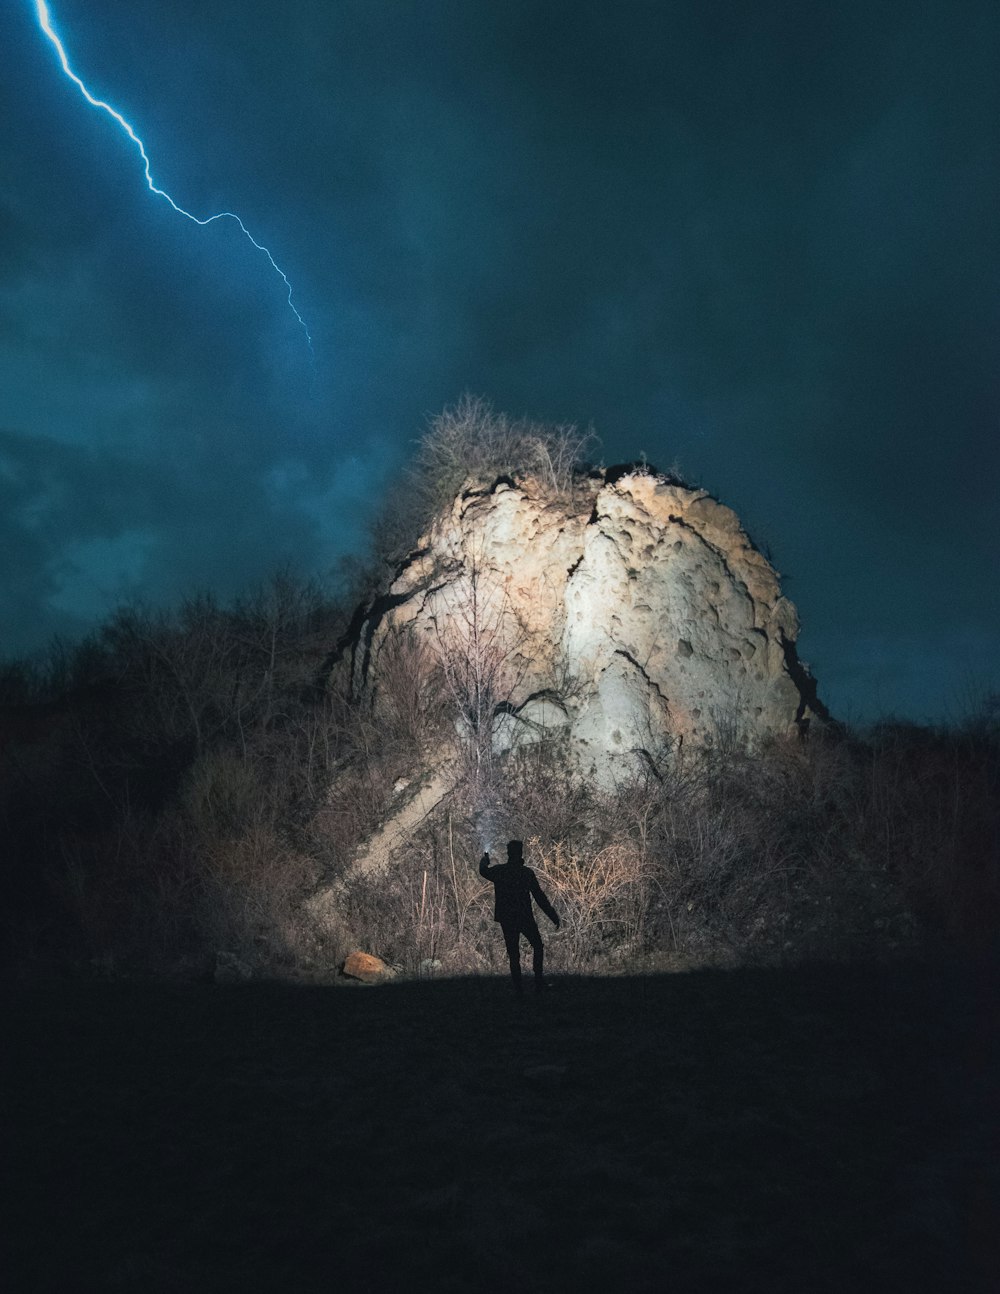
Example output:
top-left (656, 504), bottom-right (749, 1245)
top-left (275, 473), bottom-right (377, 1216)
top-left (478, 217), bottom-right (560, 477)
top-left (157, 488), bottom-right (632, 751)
top-left (341, 950), bottom-right (392, 983)
top-left (335, 468), bottom-right (826, 788)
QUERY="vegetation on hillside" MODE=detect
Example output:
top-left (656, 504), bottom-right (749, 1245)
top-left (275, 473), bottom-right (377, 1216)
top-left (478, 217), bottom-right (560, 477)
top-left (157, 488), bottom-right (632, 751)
top-left (2, 402), bottom-right (997, 978)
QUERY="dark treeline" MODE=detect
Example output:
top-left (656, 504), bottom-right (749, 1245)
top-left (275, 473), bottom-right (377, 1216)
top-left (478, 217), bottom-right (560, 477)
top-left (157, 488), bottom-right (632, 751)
top-left (0, 573), bottom-right (357, 975)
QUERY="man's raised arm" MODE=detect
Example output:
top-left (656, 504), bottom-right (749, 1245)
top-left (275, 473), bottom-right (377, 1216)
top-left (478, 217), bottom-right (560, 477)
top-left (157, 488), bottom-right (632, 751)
top-left (479, 852), bottom-right (494, 879)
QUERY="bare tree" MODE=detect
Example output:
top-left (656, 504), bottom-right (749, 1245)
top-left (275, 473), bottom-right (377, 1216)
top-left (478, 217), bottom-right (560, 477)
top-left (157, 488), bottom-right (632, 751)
top-left (429, 554), bottom-right (530, 789)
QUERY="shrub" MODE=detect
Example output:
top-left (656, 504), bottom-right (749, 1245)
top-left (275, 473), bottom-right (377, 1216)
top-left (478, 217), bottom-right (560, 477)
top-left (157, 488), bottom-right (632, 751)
top-left (531, 839), bottom-right (650, 969)
top-left (416, 393), bottom-right (596, 500)
top-left (369, 395), bottom-right (598, 570)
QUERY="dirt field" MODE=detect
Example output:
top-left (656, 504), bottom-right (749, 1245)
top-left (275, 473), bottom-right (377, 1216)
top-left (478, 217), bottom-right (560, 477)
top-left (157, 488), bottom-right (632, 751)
top-left (4, 959), bottom-right (997, 1292)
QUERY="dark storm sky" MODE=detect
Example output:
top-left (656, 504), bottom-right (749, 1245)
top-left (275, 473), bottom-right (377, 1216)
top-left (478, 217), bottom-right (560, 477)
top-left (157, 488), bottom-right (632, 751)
top-left (2, 0), bottom-right (997, 721)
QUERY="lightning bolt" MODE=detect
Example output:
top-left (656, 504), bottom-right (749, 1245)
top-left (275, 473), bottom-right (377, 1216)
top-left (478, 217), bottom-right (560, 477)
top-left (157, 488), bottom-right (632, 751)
top-left (32, 0), bottom-right (313, 351)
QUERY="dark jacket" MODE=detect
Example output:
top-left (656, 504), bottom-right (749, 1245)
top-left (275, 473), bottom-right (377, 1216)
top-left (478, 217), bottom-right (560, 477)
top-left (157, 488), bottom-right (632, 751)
top-left (479, 855), bottom-right (558, 926)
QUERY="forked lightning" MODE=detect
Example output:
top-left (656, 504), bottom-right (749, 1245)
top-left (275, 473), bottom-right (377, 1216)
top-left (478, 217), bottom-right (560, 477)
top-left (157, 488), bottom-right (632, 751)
top-left (32, 0), bottom-right (312, 350)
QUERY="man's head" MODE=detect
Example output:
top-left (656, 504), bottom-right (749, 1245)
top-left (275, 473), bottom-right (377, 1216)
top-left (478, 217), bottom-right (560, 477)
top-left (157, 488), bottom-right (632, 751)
top-left (507, 839), bottom-right (524, 866)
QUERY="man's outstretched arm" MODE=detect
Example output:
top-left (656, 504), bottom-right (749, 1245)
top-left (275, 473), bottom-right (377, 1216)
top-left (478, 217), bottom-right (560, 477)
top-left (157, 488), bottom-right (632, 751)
top-left (479, 852), bottom-right (494, 879)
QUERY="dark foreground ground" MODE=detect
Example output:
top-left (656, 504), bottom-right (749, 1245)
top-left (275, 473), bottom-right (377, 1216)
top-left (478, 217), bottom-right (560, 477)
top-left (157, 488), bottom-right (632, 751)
top-left (3, 958), bottom-right (998, 1293)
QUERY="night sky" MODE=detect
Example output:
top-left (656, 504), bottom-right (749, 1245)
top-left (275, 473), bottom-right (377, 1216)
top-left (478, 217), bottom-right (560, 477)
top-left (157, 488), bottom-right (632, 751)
top-left (2, 0), bottom-right (997, 722)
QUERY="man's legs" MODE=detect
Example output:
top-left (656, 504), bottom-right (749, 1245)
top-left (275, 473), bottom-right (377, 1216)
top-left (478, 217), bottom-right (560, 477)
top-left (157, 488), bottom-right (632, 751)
top-left (523, 918), bottom-right (544, 990)
top-left (500, 922), bottom-right (523, 994)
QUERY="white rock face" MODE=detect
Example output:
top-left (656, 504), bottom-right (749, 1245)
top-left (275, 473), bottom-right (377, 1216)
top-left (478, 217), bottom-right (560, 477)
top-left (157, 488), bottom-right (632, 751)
top-left (339, 470), bottom-right (824, 786)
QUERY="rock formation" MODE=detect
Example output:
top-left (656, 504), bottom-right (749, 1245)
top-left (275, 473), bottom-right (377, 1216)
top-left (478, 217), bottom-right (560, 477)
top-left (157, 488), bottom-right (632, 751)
top-left (335, 467), bottom-right (825, 788)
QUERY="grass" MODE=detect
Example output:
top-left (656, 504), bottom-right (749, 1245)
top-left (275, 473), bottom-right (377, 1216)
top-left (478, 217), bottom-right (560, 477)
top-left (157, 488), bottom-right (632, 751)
top-left (3, 958), bottom-right (997, 1293)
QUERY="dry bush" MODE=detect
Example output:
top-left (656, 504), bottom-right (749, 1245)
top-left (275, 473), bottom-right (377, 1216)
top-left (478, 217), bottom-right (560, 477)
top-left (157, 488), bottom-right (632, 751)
top-left (636, 737), bottom-right (913, 963)
top-left (195, 823), bottom-right (317, 971)
top-left (305, 758), bottom-right (395, 883)
top-left (290, 654), bottom-right (415, 883)
top-left (371, 623), bottom-right (449, 752)
top-left (413, 395), bottom-right (596, 515)
top-left (42, 807), bottom-right (202, 975)
top-left (337, 815), bottom-right (495, 974)
top-left (179, 749), bottom-right (318, 968)
top-left (181, 749), bottom-right (264, 838)
top-left (304, 664), bottom-right (448, 885)
top-left (854, 723), bottom-right (1000, 947)
top-left (530, 838), bottom-right (650, 970)
top-left (367, 395), bottom-right (597, 582)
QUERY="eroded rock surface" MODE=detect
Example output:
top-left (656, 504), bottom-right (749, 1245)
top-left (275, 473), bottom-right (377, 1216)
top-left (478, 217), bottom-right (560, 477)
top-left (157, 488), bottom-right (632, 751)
top-left (337, 469), bottom-right (825, 786)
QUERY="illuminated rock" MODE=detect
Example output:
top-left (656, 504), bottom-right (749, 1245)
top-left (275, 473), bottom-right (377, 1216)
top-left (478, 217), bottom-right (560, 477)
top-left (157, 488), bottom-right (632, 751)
top-left (341, 950), bottom-right (392, 982)
top-left (338, 468), bottom-right (826, 787)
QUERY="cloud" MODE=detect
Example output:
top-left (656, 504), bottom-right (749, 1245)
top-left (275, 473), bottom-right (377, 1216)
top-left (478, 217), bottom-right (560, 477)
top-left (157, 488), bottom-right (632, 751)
top-left (0, 0), bottom-right (996, 720)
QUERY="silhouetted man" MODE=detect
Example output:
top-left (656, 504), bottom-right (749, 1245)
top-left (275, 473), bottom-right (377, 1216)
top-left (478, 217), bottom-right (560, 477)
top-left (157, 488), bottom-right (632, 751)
top-left (480, 840), bottom-right (559, 996)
